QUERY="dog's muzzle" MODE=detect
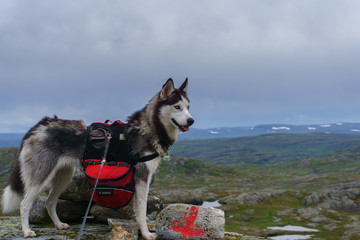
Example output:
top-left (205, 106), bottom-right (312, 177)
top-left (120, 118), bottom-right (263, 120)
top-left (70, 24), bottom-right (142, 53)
top-left (172, 118), bottom-right (194, 132)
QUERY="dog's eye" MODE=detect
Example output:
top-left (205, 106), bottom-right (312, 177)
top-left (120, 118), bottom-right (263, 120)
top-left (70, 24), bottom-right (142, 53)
top-left (174, 105), bottom-right (181, 110)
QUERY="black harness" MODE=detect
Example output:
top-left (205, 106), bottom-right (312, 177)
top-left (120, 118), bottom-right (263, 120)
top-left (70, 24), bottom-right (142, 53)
top-left (81, 120), bottom-right (160, 210)
top-left (82, 120), bottom-right (159, 166)
top-left (78, 120), bottom-right (160, 240)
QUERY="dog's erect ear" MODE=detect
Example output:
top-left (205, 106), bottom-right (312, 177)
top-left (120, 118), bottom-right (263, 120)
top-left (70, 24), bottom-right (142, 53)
top-left (160, 78), bottom-right (175, 100)
top-left (179, 78), bottom-right (188, 93)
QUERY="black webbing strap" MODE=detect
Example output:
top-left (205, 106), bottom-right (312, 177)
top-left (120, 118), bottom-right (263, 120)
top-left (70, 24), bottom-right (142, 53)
top-left (84, 160), bottom-right (130, 167)
top-left (134, 153), bottom-right (160, 163)
top-left (77, 133), bottom-right (112, 240)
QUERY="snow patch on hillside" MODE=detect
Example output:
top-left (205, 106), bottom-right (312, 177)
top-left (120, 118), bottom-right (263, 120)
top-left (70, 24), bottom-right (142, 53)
top-left (272, 127), bottom-right (291, 131)
top-left (209, 130), bottom-right (220, 134)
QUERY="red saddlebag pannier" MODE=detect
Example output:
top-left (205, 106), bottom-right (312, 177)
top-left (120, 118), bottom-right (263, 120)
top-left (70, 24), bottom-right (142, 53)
top-left (82, 121), bottom-right (135, 208)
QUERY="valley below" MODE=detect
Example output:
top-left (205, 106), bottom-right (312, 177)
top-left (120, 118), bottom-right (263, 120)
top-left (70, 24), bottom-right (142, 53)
top-left (151, 156), bottom-right (360, 240)
top-left (1, 133), bottom-right (360, 239)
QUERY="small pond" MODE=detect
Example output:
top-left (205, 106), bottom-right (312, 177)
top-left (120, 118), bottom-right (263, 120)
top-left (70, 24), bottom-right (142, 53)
top-left (267, 225), bottom-right (319, 240)
top-left (201, 200), bottom-right (221, 207)
top-left (269, 235), bottom-right (314, 240)
top-left (267, 225), bottom-right (319, 232)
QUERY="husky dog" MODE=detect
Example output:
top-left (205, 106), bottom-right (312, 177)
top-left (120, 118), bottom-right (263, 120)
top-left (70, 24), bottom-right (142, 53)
top-left (1, 78), bottom-right (194, 240)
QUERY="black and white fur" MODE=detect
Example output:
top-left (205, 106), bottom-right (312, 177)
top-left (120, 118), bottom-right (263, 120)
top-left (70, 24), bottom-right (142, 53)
top-left (1, 78), bottom-right (194, 240)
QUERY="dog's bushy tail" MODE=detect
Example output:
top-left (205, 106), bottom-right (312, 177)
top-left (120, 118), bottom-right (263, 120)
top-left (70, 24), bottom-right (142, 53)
top-left (1, 186), bottom-right (22, 213)
top-left (2, 157), bottom-right (23, 213)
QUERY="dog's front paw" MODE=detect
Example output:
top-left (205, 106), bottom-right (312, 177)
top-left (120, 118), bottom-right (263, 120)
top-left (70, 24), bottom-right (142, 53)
top-left (23, 230), bottom-right (36, 238)
top-left (143, 232), bottom-right (158, 240)
top-left (55, 222), bottom-right (70, 230)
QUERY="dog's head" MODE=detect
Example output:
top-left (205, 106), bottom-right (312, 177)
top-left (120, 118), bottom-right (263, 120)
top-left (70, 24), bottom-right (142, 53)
top-left (158, 78), bottom-right (194, 133)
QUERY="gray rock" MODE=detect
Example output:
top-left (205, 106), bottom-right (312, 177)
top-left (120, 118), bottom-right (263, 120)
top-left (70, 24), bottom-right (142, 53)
top-left (107, 225), bottom-right (139, 240)
top-left (343, 221), bottom-right (360, 240)
top-left (90, 195), bottom-right (164, 223)
top-left (186, 198), bottom-right (204, 206)
top-left (29, 196), bottom-right (87, 223)
top-left (90, 204), bottom-right (133, 223)
top-left (108, 218), bottom-right (156, 232)
top-left (156, 204), bottom-right (225, 240)
top-left (108, 218), bottom-right (155, 240)
top-left (152, 188), bottom-right (206, 204)
top-left (302, 193), bottom-right (321, 206)
top-left (147, 195), bottom-right (165, 214)
top-left (60, 168), bottom-right (90, 202)
top-left (297, 208), bottom-right (330, 223)
top-left (220, 190), bottom-right (286, 205)
top-left (302, 188), bottom-right (360, 212)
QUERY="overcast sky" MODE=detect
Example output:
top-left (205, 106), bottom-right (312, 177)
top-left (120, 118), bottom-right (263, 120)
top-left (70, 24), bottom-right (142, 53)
top-left (1, 0), bottom-right (360, 132)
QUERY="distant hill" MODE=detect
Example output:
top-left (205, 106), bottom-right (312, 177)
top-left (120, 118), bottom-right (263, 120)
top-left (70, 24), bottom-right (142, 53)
top-left (2, 122), bottom-right (360, 147)
top-left (0, 133), bottom-right (24, 147)
top-left (172, 133), bottom-right (360, 165)
top-left (179, 122), bottom-right (360, 140)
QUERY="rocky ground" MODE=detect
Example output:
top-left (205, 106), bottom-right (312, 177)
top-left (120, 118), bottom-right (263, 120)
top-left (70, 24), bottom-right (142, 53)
top-left (151, 168), bottom-right (360, 240)
top-left (0, 169), bottom-right (263, 240)
top-left (0, 216), bottom-right (111, 240)
top-left (2, 147), bottom-right (360, 239)
top-left (152, 185), bottom-right (360, 239)
top-left (0, 215), bottom-right (264, 240)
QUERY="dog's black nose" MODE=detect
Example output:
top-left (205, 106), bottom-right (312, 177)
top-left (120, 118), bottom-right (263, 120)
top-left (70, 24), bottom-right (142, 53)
top-left (187, 118), bottom-right (194, 126)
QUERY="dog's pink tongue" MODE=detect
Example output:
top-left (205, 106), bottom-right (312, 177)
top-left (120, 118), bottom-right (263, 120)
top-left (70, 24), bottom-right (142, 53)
top-left (182, 126), bottom-right (190, 132)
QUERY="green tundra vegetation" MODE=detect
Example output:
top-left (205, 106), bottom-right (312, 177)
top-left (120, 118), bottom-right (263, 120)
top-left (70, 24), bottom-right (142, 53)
top-left (1, 133), bottom-right (360, 239)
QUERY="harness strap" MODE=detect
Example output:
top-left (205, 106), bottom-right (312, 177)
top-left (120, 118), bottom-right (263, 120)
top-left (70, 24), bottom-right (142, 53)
top-left (77, 159), bottom-right (105, 240)
top-left (84, 160), bottom-right (130, 167)
top-left (134, 152), bottom-right (160, 163)
top-left (77, 134), bottom-right (112, 240)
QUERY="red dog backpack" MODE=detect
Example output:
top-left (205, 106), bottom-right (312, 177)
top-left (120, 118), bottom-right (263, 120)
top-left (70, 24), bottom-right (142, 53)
top-left (82, 120), bottom-right (160, 209)
top-left (82, 121), bottom-right (135, 208)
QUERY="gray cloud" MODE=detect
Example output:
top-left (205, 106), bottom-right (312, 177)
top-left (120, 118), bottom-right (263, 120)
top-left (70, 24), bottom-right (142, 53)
top-left (1, 0), bottom-right (360, 132)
